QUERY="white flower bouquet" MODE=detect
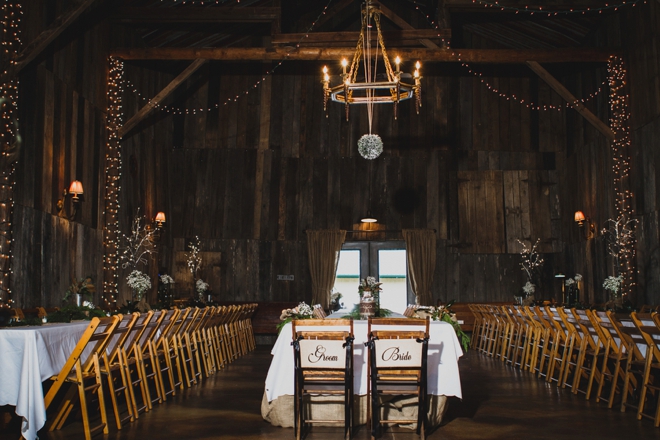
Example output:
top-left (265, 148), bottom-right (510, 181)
top-left (127, 270), bottom-right (152, 301)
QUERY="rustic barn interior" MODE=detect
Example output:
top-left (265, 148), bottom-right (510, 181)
top-left (2, 0), bottom-right (660, 438)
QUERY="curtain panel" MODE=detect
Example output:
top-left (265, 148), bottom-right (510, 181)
top-left (402, 229), bottom-right (437, 305)
top-left (306, 230), bottom-right (346, 309)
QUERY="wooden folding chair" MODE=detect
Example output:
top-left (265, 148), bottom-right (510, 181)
top-left (367, 317), bottom-right (430, 440)
top-left (147, 309), bottom-right (180, 401)
top-left (120, 310), bottom-right (155, 415)
top-left (99, 313), bottom-right (139, 430)
top-left (622, 312), bottom-right (660, 425)
top-left (593, 311), bottom-right (637, 408)
top-left (569, 308), bottom-right (605, 398)
top-left (172, 307), bottom-right (199, 388)
top-left (135, 309), bottom-right (169, 405)
top-left (292, 318), bottom-right (354, 440)
top-left (44, 316), bottom-right (121, 440)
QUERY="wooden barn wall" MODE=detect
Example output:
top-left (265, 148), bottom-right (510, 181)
top-left (118, 59), bottom-right (571, 307)
top-left (556, 1), bottom-right (660, 307)
top-left (20, 3), bottom-right (660, 309)
top-left (623, 1), bottom-right (660, 306)
top-left (11, 3), bottom-right (113, 307)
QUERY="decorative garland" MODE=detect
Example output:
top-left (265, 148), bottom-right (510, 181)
top-left (460, 0), bottom-right (646, 16)
top-left (102, 57), bottom-right (124, 306)
top-left (607, 55), bottom-right (636, 298)
top-left (123, 0), bottom-right (335, 115)
top-left (0, 0), bottom-right (22, 307)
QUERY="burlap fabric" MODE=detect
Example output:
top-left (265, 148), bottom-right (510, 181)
top-left (261, 392), bottom-right (447, 430)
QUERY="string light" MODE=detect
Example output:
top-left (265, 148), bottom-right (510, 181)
top-left (102, 56), bottom-right (124, 307)
top-left (122, 0), bottom-right (334, 115)
top-left (460, 61), bottom-right (607, 111)
top-left (462, 0), bottom-right (646, 16)
top-left (607, 55), bottom-right (636, 298)
top-left (0, 0), bottom-right (22, 308)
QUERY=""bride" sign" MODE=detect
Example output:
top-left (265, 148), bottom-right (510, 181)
top-left (374, 339), bottom-right (423, 368)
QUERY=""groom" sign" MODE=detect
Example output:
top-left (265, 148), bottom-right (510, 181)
top-left (299, 339), bottom-right (347, 368)
top-left (374, 339), bottom-right (423, 368)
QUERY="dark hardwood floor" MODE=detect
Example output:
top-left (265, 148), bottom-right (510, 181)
top-left (2, 345), bottom-right (659, 439)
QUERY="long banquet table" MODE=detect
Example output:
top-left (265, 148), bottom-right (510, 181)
top-left (0, 321), bottom-right (90, 440)
top-left (261, 318), bottom-right (463, 428)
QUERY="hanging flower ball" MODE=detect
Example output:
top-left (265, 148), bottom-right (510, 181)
top-left (358, 134), bottom-right (383, 160)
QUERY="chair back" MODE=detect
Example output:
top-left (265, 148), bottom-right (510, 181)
top-left (44, 316), bottom-right (122, 406)
top-left (312, 304), bottom-right (327, 319)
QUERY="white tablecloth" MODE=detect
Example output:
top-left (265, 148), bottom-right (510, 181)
top-left (264, 319), bottom-right (463, 403)
top-left (0, 322), bottom-right (89, 440)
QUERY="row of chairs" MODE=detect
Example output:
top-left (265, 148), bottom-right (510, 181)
top-left (292, 317), bottom-right (430, 440)
top-left (44, 303), bottom-right (257, 440)
top-left (470, 304), bottom-right (660, 427)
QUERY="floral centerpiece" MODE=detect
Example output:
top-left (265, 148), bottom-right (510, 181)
top-left (157, 274), bottom-right (175, 307)
top-left (196, 278), bottom-right (210, 301)
top-left (277, 301), bottom-right (314, 334)
top-left (603, 275), bottom-right (623, 301)
top-left (414, 302), bottom-right (470, 353)
top-left (358, 276), bottom-right (382, 319)
top-left (565, 273), bottom-right (582, 305)
top-left (330, 291), bottom-right (343, 312)
top-left (127, 270), bottom-right (152, 302)
top-left (63, 276), bottom-right (95, 306)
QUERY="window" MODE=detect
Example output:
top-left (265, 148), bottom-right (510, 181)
top-left (333, 241), bottom-right (411, 314)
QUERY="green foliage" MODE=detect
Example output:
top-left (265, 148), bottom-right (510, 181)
top-left (341, 303), bottom-right (392, 320)
top-left (47, 304), bottom-right (105, 323)
top-left (62, 277), bottom-right (95, 304)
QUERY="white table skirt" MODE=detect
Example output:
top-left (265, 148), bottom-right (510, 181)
top-left (0, 322), bottom-right (89, 440)
top-left (264, 319), bottom-right (463, 404)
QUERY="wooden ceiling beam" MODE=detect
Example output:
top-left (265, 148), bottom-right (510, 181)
top-left (3, 0), bottom-right (102, 80)
top-left (113, 7), bottom-right (280, 23)
top-left (111, 47), bottom-right (618, 63)
top-left (526, 61), bottom-right (615, 141)
top-left (272, 29), bottom-right (451, 45)
top-left (119, 59), bottom-right (207, 139)
top-left (310, 0), bottom-right (355, 29)
top-left (377, 3), bottom-right (442, 49)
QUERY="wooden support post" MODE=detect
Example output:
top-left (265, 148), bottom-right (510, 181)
top-left (118, 59), bottom-right (207, 138)
top-left (526, 61), bottom-right (615, 141)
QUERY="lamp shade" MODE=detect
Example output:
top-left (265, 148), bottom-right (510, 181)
top-left (68, 180), bottom-right (83, 197)
top-left (155, 211), bottom-right (166, 224)
top-left (574, 210), bottom-right (586, 224)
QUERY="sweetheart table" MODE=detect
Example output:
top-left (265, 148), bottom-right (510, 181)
top-left (0, 321), bottom-right (90, 440)
top-left (261, 319), bottom-right (463, 428)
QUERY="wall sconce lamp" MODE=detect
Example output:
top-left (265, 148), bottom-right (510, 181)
top-left (57, 180), bottom-right (84, 220)
top-left (154, 211), bottom-right (166, 228)
top-left (574, 210), bottom-right (596, 240)
top-left (147, 211), bottom-right (167, 242)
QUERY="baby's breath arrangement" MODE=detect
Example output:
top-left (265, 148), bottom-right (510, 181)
top-left (603, 275), bottom-right (624, 298)
top-left (127, 270), bottom-right (152, 301)
top-left (196, 278), bottom-right (209, 300)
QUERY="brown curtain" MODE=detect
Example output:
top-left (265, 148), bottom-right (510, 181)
top-left (306, 230), bottom-right (346, 309)
top-left (403, 229), bottom-right (436, 305)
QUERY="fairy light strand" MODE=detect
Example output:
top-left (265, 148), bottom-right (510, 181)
top-left (102, 56), bottom-right (124, 306)
top-left (0, 0), bottom-right (22, 308)
top-left (461, 61), bottom-right (607, 111)
top-left (122, 0), bottom-right (334, 115)
top-left (463, 0), bottom-right (646, 16)
top-left (607, 55), bottom-right (636, 298)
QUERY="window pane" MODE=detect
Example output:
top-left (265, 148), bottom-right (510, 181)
top-left (333, 250), bottom-right (360, 311)
top-left (378, 249), bottom-right (407, 313)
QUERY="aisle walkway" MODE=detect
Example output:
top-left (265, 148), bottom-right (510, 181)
top-left (2, 346), bottom-right (659, 439)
